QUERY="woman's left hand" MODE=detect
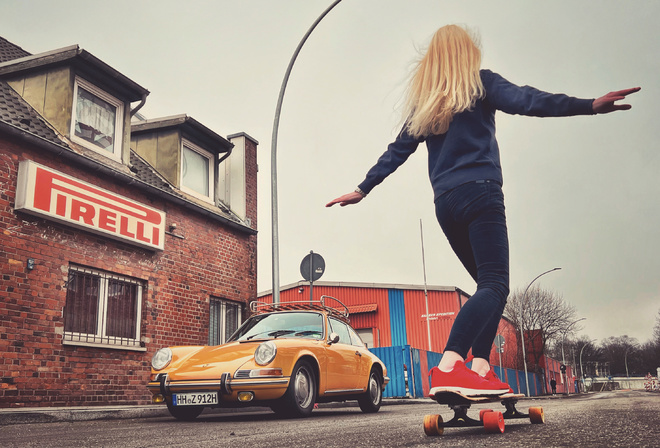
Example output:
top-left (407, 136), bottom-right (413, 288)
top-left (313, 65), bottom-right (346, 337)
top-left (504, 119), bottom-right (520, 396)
top-left (592, 87), bottom-right (641, 114)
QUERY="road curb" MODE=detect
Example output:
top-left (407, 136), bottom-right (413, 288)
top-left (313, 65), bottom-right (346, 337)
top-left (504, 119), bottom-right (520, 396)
top-left (0, 394), bottom-right (585, 426)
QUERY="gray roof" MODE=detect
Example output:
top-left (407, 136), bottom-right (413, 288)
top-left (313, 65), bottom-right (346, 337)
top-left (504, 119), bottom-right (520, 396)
top-left (0, 36), bottom-right (30, 63)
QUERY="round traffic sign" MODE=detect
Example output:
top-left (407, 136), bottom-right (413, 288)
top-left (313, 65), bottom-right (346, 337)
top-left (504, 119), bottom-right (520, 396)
top-left (300, 252), bottom-right (325, 282)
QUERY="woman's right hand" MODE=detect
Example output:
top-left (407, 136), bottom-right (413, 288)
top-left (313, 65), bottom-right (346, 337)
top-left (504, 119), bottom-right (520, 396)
top-left (326, 191), bottom-right (365, 207)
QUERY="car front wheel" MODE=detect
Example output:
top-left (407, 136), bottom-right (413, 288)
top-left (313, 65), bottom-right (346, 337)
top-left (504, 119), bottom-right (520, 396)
top-left (358, 369), bottom-right (382, 413)
top-left (271, 359), bottom-right (317, 418)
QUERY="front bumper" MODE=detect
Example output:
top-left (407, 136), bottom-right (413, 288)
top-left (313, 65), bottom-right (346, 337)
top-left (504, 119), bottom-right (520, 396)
top-left (147, 371), bottom-right (290, 404)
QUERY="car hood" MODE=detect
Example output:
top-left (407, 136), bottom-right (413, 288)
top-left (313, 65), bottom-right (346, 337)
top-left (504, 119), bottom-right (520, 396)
top-left (167, 341), bottom-right (258, 380)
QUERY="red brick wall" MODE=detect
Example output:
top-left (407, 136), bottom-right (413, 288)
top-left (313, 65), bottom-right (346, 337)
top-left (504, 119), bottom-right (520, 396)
top-left (0, 135), bottom-right (257, 407)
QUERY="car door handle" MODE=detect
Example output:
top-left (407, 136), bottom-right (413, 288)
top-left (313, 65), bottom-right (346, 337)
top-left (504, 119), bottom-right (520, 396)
top-left (355, 351), bottom-right (362, 357)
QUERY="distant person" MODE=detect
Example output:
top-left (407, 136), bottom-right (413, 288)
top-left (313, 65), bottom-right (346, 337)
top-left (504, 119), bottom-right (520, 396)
top-left (550, 378), bottom-right (557, 395)
top-left (326, 24), bottom-right (639, 396)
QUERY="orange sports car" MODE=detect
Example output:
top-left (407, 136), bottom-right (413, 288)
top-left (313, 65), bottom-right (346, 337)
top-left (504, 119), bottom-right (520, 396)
top-left (148, 296), bottom-right (389, 420)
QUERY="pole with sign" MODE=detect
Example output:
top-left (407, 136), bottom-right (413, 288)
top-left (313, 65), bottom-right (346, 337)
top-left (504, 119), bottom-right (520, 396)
top-left (495, 334), bottom-right (505, 377)
top-left (300, 251), bottom-right (325, 303)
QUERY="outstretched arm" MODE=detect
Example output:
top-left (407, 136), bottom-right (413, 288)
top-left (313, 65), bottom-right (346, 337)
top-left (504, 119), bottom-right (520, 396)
top-left (326, 190), bottom-right (365, 207)
top-left (592, 87), bottom-right (641, 114)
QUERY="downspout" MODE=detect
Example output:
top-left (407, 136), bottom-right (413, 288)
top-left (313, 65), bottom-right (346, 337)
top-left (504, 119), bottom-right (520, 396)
top-left (218, 146), bottom-right (232, 165)
top-left (129, 93), bottom-right (148, 117)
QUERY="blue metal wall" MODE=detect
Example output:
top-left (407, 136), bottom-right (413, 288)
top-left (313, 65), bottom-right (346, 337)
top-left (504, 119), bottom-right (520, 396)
top-left (370, 346), bottom-right (410, 398)
top-left (388, 289), bottom-right (407, 346)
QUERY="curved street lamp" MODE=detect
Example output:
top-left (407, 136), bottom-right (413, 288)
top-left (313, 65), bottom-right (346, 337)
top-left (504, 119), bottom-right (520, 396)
top-left (580, 338), bottom-right (597, 392)
top-left (561, 317), bottom-right (586, 395)
top-left (519, 267), bottom-right (561, 397)
top-left (271, 0), bottom-right (344, 303)
top-left (624, 344), bottom-right (639, 378)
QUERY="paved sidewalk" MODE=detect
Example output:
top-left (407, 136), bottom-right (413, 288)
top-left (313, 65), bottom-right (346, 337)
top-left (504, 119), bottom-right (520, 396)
top-left (0, 393), bottom-right (583, 426)
top-left (0, 398), bottom-right (428, 426)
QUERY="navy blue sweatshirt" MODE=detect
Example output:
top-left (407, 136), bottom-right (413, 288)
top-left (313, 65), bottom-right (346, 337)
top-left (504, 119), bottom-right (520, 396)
top-left (357, 69), bottom-right (595, 200)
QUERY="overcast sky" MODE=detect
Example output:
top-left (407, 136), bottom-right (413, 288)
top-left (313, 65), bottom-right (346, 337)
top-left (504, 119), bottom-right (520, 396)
top-left (2, 0), bottom-right (658, 344)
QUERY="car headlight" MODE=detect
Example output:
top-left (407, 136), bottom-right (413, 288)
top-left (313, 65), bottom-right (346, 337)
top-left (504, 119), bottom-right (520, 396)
top-left (152, 348), bottom-right (172, 370)
top-left (254, 341), bottom-right (277, 366)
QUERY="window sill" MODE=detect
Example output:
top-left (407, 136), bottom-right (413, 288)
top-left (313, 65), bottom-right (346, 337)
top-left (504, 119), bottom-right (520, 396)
top-left (63, 339), bottom-right (146, 352)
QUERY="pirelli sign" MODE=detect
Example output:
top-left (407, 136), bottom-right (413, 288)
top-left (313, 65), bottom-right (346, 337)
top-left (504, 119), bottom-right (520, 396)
top-left (15, 160), bottom-right (165, 251)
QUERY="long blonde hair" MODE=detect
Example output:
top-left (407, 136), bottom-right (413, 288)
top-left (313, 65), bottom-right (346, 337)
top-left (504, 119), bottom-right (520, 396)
top-left (403, 25), bottom-right (484, 138)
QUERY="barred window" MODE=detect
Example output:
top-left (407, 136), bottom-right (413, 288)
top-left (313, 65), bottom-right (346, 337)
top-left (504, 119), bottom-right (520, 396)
top-left (209, 298), bottom-right (242, 346)
top-left (63, 266), bottom-right (144, 350)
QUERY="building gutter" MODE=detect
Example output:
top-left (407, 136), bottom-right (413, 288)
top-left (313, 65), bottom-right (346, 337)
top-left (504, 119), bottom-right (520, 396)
top-left (0, 121), bottom-right (256, 235)
top-left (129, 93), bottom-right (148, 117)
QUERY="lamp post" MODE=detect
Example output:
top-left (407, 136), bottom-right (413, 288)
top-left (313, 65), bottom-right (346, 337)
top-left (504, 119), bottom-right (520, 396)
top-left (270, 0), bottom-right (343, 303)
top-left (519, 267), bottom-right (561, 397)
top-left (624, 345), bottom-right (638, 378)
top-left (561, 317), bottom-right (586, 395)
top-left (580, 339), bottom-right (596, 393)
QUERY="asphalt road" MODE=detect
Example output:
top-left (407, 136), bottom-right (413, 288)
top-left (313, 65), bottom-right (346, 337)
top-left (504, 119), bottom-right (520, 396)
top-left (2, 390), bottom-right (658, 447)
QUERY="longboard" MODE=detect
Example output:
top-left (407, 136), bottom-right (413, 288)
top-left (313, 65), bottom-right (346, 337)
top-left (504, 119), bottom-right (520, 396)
top-left (423, 389), bottom-right (544, 436)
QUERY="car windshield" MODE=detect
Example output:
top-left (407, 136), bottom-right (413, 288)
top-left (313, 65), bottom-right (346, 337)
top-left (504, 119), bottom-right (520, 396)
top-left (229, 312), bottom-right (324, 342)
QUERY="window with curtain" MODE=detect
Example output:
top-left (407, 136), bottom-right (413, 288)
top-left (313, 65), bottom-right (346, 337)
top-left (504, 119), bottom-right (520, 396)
top-left (70, 77), bottom-right (123, 159)
top-left (181, 140), bottom-right (214, 203)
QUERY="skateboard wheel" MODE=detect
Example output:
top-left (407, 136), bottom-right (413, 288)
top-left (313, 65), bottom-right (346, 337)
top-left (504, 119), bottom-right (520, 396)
top-left (529, 406), bottom-right (545, 424)
top-left (479, 409), bottom-right (494, 421)
top-left (423, 414), bottom-right (444, 436)
top-left (482, 411), bottom-right (505, 434)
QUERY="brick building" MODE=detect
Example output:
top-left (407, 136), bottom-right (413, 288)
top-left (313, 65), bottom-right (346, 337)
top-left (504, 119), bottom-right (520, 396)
top-left (0, 36), bottom-right (259, 407)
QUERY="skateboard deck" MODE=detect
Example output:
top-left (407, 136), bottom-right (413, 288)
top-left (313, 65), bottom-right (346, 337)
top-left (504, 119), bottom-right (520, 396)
top-left (424, 389), bottom-right (544, 436)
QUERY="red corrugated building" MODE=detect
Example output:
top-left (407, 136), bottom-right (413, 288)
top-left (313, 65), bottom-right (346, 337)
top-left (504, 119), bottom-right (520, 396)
top-left (258, 281), bottom-right (523, 370)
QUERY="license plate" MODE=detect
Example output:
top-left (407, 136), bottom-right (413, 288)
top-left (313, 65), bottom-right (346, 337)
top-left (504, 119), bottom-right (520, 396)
top-left (172, 392), bottom-right (218, 406)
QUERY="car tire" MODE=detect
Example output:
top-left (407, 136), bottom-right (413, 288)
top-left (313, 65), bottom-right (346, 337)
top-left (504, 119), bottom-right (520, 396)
top-left (357, 369), bottom-right (382, 413)
top-left (166, 401), bottom-right (204, 421)
top-left (271, 359), bottom-right (317, 418)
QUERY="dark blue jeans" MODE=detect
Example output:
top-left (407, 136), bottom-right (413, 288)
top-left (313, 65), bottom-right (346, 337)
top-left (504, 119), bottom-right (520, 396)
top-left (434, 180), bottom-right (510, 360)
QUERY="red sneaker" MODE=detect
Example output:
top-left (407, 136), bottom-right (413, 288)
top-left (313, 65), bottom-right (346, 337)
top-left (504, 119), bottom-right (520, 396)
top-left (483, 369), bottom-right (513, 394)
top-left (429, 361), bottom-right (510, 397)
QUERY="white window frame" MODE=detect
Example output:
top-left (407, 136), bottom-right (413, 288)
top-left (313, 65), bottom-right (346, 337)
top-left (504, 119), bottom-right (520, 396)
top-left (209, 298), bottom-right (242, 346)
top-left (180, 139), bottom-right (215, 203)
top-left (63, 266), bottom-right (144, 351)
top-left (70, 76), bottom-right (124, 161)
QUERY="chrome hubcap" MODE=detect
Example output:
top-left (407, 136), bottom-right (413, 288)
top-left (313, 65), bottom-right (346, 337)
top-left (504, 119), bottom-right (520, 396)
top-left (369, 375), bottom-right (381, 404)
top-left (294, 367), bottom-right (313, 408)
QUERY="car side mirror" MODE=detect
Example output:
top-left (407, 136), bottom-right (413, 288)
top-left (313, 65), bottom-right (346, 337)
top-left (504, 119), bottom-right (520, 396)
top-left (328, 332), bottom-right (340, 344)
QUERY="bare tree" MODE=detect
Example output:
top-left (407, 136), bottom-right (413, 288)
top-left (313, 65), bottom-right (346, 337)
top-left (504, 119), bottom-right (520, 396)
top-left (504, 285), bottom-right (578, 373)
top-left (599, 335), bottom-right (640, 376)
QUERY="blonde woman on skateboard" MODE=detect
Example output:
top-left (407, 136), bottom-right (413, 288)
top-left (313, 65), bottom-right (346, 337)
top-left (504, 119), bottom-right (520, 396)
top-left (327, 24), bottom-right (639, 396)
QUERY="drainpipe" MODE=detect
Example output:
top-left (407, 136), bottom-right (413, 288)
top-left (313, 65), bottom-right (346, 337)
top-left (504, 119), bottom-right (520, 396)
top-left (129, 93), bottom-right (148, 117)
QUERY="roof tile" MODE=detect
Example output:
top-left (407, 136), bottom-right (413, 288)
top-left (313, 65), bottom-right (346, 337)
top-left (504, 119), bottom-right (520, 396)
top-left (0, 36), bottom-right (31, 63)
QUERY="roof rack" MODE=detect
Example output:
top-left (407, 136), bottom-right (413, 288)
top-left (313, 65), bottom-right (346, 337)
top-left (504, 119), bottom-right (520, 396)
top-left (250, 295), bottom-right (350, 322)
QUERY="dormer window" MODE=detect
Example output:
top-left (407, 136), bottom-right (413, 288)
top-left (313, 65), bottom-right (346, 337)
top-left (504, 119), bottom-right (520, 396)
top-left (181, 139), bottom-right (215, 203)
top-left (71, 76), bottom-right (124, 160)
